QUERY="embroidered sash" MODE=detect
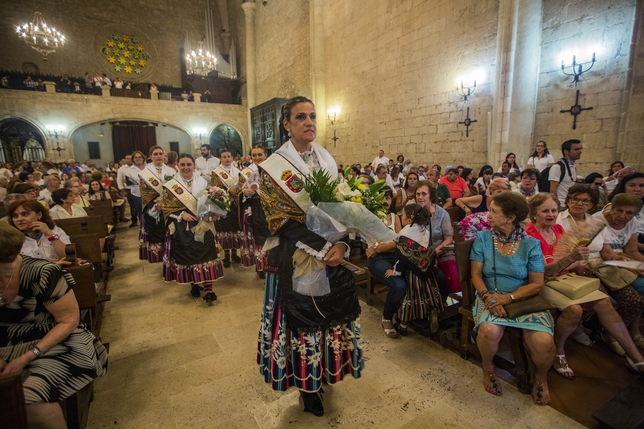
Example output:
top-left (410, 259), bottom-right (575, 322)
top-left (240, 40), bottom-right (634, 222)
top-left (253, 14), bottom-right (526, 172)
top-left (238, 167), bottom-right (254, 190)
top-left (162, 179), bottom-right (198, 218)
top-left (211, 166), bottom-right (237, 190)
top-left (260, 153), bottom-right (312, 213)
top-left (139, 166), bottom-right (163, 207)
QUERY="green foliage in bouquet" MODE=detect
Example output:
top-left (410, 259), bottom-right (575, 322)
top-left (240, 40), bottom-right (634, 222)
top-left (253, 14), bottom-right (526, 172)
top-left (303, 169), bottom-right (339, 205)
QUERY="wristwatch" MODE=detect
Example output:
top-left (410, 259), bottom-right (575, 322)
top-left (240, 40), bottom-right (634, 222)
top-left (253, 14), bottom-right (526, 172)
top-left (47, 234), bottom-right (60, 242)
top-left (510, 294), bottom-right (516, 302)
top-left (32, 346), bottom-right (43, 358)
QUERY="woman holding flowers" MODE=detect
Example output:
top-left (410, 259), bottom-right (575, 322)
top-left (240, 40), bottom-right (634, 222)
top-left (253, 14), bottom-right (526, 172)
top-left (239, 145), bottom-right (270, 278)
top-left (139, 145), bottom-right (175, 263)
top-left (212, 148), bottom-right (242, 268)
top-left (257, 96), bottom-right (362, 417)
top-left (162, 154), bottom-right (223, 303)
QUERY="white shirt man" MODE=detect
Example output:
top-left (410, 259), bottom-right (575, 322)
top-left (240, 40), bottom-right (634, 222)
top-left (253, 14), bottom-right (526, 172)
top-left (117, 155), bottom-right (133, 193)
top-left (195, 145), bottom-right (221, 175)
top-left (549, 139), bottom-right (582, 207)
top-left (39, 175), bottom-right (62, 206)
top-left (371, 150), bottom-right (390, 170)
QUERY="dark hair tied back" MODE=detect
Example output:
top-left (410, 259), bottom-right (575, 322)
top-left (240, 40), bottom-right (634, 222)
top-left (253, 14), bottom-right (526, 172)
top-left (404, 203), bottom-right (431, 229)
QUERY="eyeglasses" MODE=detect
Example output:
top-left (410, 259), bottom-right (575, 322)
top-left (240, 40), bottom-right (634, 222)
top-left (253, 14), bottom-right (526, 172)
top-left (569, 197), bottom-right (592, 205)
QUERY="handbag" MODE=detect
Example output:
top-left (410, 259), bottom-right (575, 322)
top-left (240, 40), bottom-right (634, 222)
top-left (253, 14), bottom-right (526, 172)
top-left (546, 273), bottom-right (600, 300)
top-left (589, 254), bottom-right (639, 290)
top-left (491, 238), bottom-right (554, 319)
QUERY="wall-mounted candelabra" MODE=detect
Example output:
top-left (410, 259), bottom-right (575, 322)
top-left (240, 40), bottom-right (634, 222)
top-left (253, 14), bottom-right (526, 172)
top-left (328, 107), bottom-right (340, 147)
top-left (561, 52), bottom-right (596, 85)
top-left (46, 125), bottom-right (66, 155)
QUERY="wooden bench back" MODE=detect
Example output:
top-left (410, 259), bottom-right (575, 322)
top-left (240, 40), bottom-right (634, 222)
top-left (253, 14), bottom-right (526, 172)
top-left (70, 234), bottom-right (102, 265)
top-left (55, 216), bottom-right (107, 238)
top-left (445, 205), bottom-right (465, 223)
top-left (83, 205), bottom-right (113, 226)
top-left (65, 264), bottom-right (97, 312)
top-left (0, 371), bottom-right (29, 429)
top-left (455, 240), bottom-right (475, 309)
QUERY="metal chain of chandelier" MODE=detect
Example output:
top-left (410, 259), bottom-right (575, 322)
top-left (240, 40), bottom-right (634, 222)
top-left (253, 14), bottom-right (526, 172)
top-left (16, 11), bottom-right (65, 60)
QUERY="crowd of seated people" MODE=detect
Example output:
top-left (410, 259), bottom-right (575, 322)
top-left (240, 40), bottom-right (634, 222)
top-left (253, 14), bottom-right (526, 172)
top-left (351, 141), bottom-right (644, 405)
top-left (1, 136), bottom-right (643, 419)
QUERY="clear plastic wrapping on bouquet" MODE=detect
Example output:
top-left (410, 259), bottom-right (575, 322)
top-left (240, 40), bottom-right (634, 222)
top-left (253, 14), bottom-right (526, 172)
top-left (316, 202), bottom-right (397, 246)
top-left (197, 191), bottom-right (228, 220)
top-left (305, 205), bottom-right (348, 244)
top-left (293, 268), bottom-right (331, 297)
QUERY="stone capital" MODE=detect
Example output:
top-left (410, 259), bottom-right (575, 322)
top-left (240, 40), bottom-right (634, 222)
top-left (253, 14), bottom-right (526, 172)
top-left (241, 1), bottom-right (256, 14)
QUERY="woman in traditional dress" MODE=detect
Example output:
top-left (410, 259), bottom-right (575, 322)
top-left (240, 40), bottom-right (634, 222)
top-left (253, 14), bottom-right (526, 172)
top-left (162, 154), bottom-right (223, 303)
top-left (211, 148), bottom-right (242, 267)
top-left (389, 204), bottom-right (444, 337)
top-left (139, 145), bottom-right (175, 263)
top-left (471, 191), bottom-right (555, 404)
top-left (239, 145), bottom-right (269, 278)
top-left (0, 223), bottom-right (107, 428)
top-left (257, 96), bottom-right (363, 417)
top-left (526, 192), bottom-right (644, 378)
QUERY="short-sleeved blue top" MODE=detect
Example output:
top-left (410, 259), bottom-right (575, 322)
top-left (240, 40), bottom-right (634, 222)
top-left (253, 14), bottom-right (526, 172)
top-left (470, 230), bottom-right (544, 294)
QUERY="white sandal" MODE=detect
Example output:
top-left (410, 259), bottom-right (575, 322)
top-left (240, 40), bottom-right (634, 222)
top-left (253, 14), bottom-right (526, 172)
top-left (382, 318), bottom-right (397, 339)
top-left (626, 356), bottom-right (644, 374)
top-left (553, 355), bottom-right (575, 380)
top-left (572, 332), bottom-right (593, 346)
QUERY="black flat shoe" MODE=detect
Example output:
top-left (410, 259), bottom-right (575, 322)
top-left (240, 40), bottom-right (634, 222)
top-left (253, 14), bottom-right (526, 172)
top-left (300, 391), bottom-right (324, 417)
top-left (394, 323), bottom-right (408, 336)
top-left (232, 254), bottom-right (241, 263)
top-left (203, 290), bottom-right (217, 303)
top-left (257, 271), bottom-right (266, 279)
top-left (190, 285), bottom-right (201, 297)
top-left (129, 223), bottom-right (138, 228)
top-left (223, 259), bottom-right (231, 268)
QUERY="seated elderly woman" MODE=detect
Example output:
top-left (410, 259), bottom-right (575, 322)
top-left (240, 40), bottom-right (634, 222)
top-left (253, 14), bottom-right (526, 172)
top-left (514, 168), bottom-right (540, 201)
top-left (7, 200), bottom-right (72, 263)
top-left (590, 194), bottom-right (644, 360)
top-left (49, 189), bottom-right (87, 220)
top-left (470, 191), bottom-right (555, 404)
top-left (525, 192), bottom-right (644, 378)
top-left (0, 222), bottom-right (107, 429)
top-left (12, 183), bottom-right (48, 209)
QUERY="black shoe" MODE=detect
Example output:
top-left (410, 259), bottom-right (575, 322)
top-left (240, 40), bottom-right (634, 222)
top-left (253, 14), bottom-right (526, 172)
top-left (257, 271), bottom-right (266, 279)
top-left (300, 391), bottom-right (324, 417)
top-left (203, 290), bottom-right (217, 303)
top-left (231, 253), bottom-right (241, 263)
top-left (129, 223), bottom-right (138, 228)
top-left (394, 322), bottom-right (408, 336)
top-left (223, 259), bottom-right (231, 268)
top-left (190, 285), bottom-right (201, 297)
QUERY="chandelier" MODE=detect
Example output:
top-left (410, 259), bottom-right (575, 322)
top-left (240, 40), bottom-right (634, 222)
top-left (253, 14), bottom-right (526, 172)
top-left (185, 41), bottom-right (217, 77)
top-left (16, 11), bottom-right (65, 60)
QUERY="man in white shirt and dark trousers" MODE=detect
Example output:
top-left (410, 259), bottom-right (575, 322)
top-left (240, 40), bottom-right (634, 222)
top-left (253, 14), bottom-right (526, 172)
top-left (117, 154), bottom-right (135, 226)
top-left (549, 139), bottom-right (582, 208)
top-left (195, 144), bottom-right (221, 176)
top-left (371, 149), bottom-right (390, 171)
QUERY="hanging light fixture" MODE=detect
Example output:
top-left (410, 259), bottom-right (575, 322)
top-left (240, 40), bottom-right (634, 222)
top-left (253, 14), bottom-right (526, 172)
top-left (185, 40), bottom-right (217, 77)
top-left (99, 123), bottom-right (105, 137)
top-left (16, 11), bottom-right (66, 60)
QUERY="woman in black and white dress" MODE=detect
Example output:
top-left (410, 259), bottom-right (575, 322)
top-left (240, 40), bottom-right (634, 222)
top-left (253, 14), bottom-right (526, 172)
top-left (0, 222), bottom-right (107, 428)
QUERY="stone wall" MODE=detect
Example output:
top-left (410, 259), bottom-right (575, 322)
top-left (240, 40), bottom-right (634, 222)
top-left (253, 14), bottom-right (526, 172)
top-left (535, 0), bottom-right (638, 175)
top-left (1, 0), bottom-right (228, 87)
top-left (251, 0), bottom-right (312, 105)
top-left (0, 89), bottom-right (249, 162)
top-left (246, 0), bottom-right (641, 174)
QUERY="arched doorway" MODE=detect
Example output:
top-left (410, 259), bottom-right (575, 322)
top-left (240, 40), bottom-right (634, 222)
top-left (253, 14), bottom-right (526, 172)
top-left (0, 119), bottom-right (46, 164)
top-left (209, 124), bottom-right (243, 158)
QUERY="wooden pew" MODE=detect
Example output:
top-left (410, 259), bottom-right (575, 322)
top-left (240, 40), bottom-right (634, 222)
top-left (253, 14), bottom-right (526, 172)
top-left (65, 263), bottom-right (111, 334)
top-left (445, 205), bottom-right (466, 224)
top-left (68, 234), bottom-right (105, 283)
top-left (55, 217), bottom-right (114, 269)
top-left (0, 370), bottom-right (29, 429)
top-left (455, 239), bottom-right (531, 394)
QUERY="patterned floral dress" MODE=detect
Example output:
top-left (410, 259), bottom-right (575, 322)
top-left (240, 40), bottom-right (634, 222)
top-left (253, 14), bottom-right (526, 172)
top-left (257, 146), bottom-right (363, 392)
top-left (0, 257), bottom-right (107, 404)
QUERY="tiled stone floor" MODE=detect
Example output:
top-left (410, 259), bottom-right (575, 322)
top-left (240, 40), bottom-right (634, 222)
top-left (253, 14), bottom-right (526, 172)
top-left (88, 224), bottom-right (585, 428)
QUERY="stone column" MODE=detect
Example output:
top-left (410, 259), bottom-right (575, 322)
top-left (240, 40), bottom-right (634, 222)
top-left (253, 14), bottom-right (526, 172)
top-left (489, 0), bottom-right (542, 167)
top-left (617, 0), bottom-right (644, 172)
top-left (241, 1), bottom-right (257, 149)
top-left (241, 1), bottom-right (257, 110)
top-left (309, 0), bottom-right (326, 147)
